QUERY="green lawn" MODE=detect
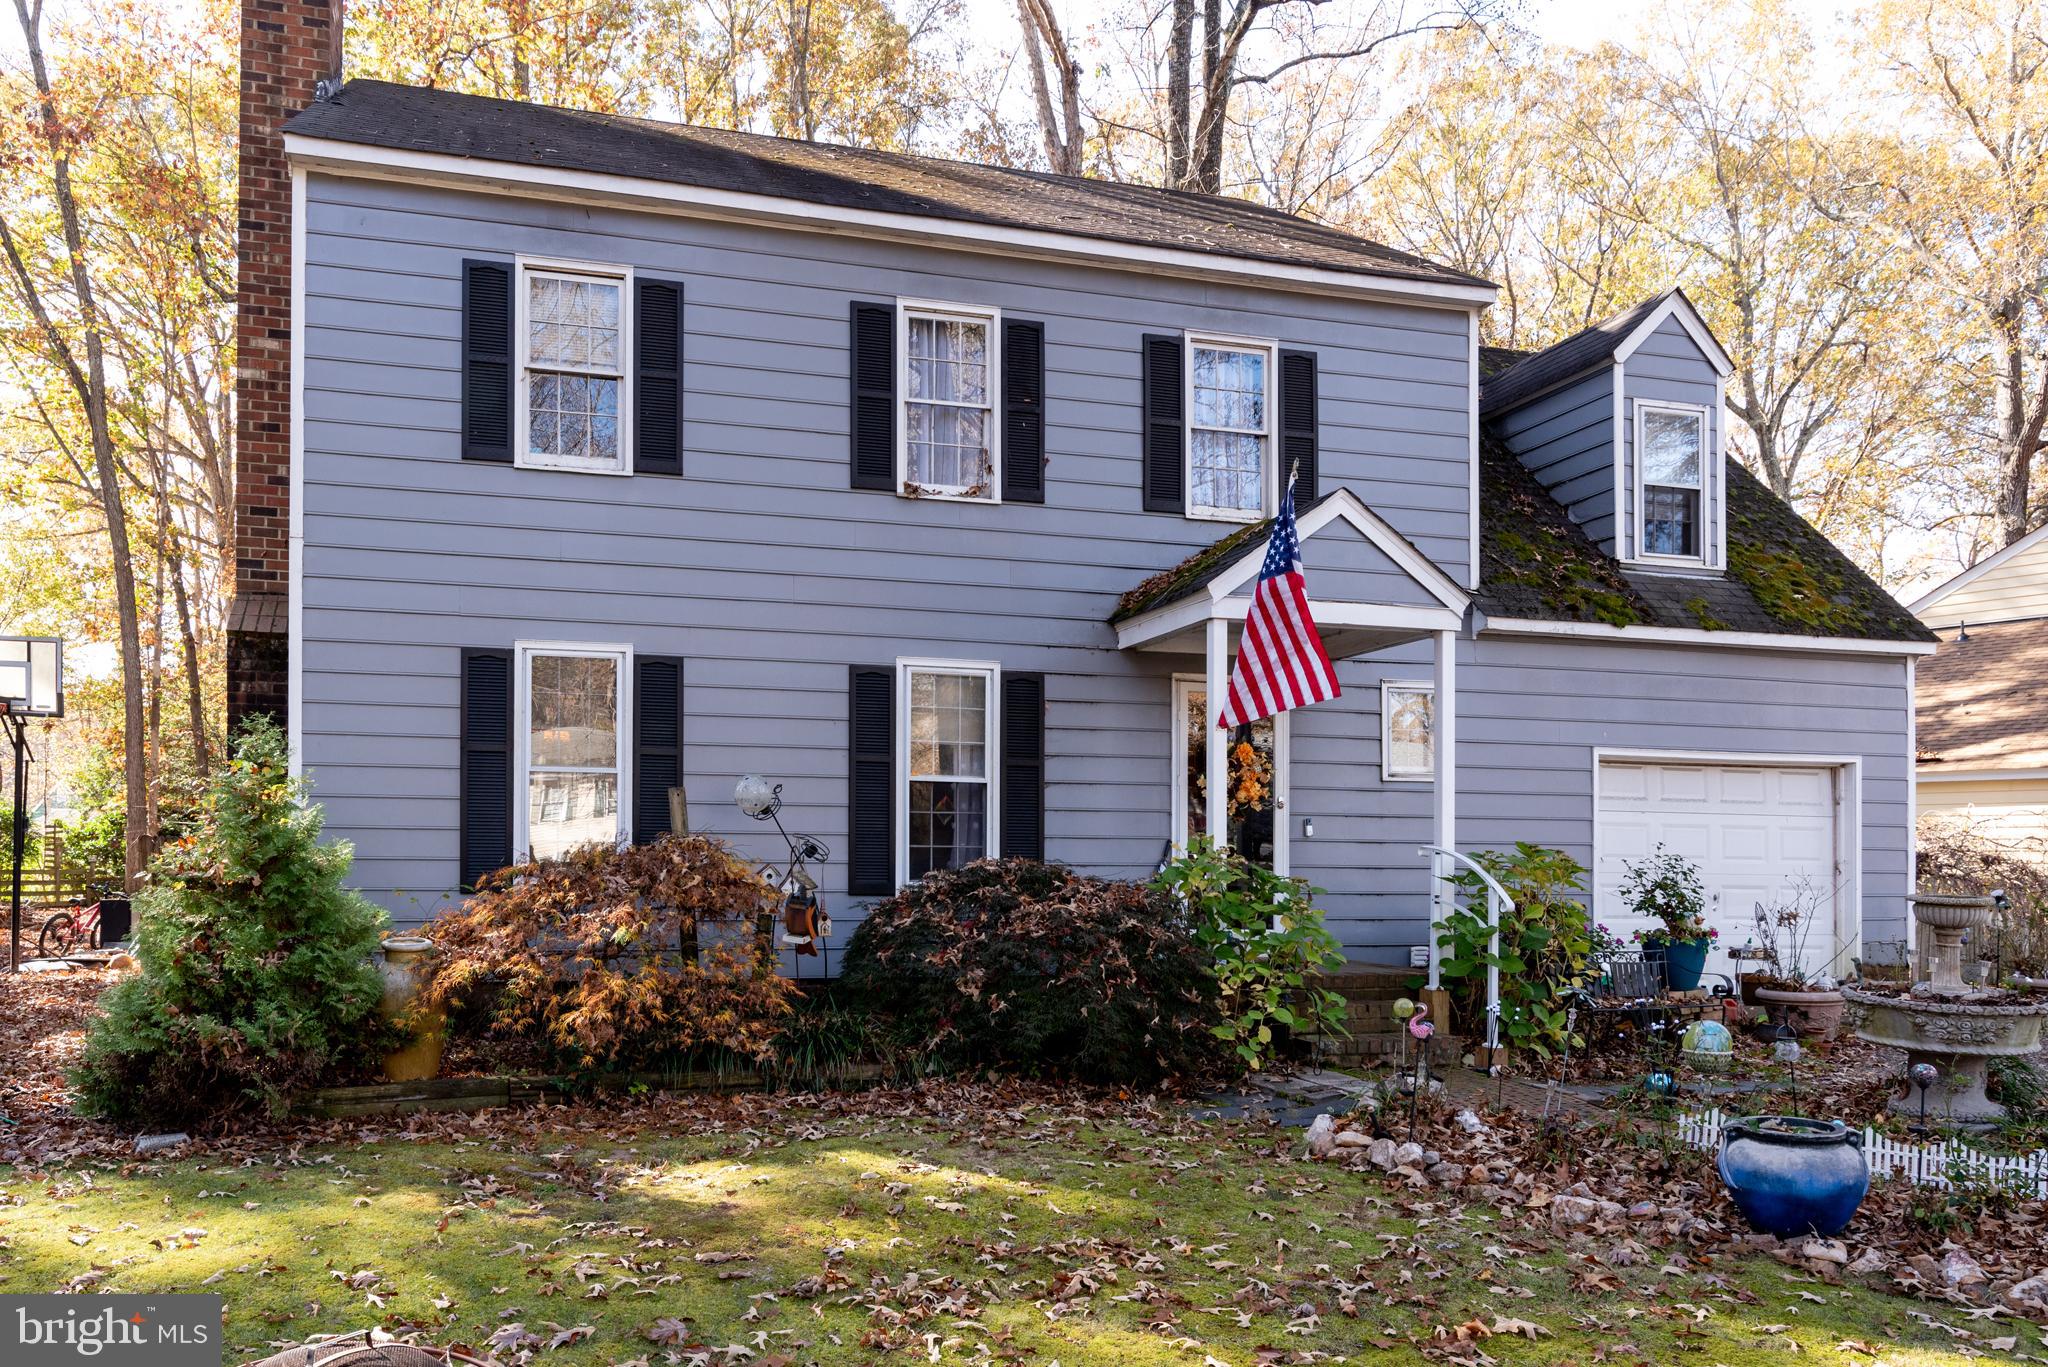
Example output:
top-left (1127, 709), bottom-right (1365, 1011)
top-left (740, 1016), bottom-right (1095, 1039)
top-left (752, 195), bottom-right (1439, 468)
top-left (0, 1098), bottom-right (2026, 1366)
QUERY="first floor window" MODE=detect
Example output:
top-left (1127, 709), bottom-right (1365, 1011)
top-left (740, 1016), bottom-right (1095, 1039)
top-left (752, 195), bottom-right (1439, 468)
top-left (902, 303), bottom-right (997, 498)
top-left (904, 662), bottom-right (996, 877)
top-left (520, 261), bottom-right (630, 472)
top-left (1381, 681), bottom-right (1435, 782)
top-left (1175, 678), bottom-right (1282, 870)
top-left (1188, 337), bottom-right (1273, 519)
top-left (1639, 404), bottom-right (1705, 559)
top-left (522, 646), bottom-right (627, 858)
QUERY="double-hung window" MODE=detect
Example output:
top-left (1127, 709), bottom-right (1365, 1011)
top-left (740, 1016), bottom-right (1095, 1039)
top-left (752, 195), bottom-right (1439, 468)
top-left (517, 260), bottom-right (632, 473)
top-left (899, 660), bottom-right (998, 880)
top-left (1381, 681), bottom-right (1435, 782)
top-left (1637, 403), bottom-right (1706, 561)
top-left (1187, 334), bottom-right (1275, 520)
top-left (900, 301), bottom-right (999, 500)
top-left (518, 643), bottom-right (630, 859)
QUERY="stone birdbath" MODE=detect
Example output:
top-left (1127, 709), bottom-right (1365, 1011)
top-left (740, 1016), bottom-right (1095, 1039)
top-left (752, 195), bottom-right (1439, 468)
top-left (1843, 894), bottom-right (2048, 1125)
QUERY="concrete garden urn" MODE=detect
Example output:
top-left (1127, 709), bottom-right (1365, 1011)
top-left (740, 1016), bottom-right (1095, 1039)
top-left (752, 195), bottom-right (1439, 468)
top-left (377, 935), bottom-right (444, 1082)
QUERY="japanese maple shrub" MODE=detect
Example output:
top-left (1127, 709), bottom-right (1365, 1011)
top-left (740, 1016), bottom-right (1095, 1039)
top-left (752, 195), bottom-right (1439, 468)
top-left (73, 719), bottom-right (392, 1123)
top-left (1152, 838), bottom-right (1347, 1071)
top-left (838, 859), bottom-right (1225, 1084)
top-left (418, 834), bottom-right (793, 1072)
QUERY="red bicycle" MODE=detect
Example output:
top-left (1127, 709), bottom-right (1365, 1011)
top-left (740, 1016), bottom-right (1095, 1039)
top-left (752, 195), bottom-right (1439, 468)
top-left (37, 900), bottom-right (102, 958)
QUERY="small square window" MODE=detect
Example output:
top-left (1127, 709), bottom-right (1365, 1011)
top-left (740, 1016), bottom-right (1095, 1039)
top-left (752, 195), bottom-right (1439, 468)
top-left (1382, 682), bottom-right (1434, 782)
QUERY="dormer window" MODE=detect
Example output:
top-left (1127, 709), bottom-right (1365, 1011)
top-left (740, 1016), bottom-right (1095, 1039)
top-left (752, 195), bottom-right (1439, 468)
top-left (1636, 402), bottom-right (1706, 563)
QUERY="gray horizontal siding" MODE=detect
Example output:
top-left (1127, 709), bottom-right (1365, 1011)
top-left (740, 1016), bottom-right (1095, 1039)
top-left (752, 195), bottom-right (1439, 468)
top-left (1491, 367), bottom-right (1617, 552)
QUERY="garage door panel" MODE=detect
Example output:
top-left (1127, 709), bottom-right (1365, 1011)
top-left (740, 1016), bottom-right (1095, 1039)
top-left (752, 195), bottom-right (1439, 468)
top-left (1599, 760), bottom-right (1842, 980)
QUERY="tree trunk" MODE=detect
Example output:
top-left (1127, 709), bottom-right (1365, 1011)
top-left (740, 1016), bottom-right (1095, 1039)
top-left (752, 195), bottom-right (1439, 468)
top-left (1997, 334), bottom-right (2032, 546)
top-left (1165, 0), bottom-right (1194, 187)
top-left (8, 0), bottom-right (150, 888)
top-left (1016, 0), bottom-right (1083, 176)
top-left (169, 542), bottom-right (211, 776)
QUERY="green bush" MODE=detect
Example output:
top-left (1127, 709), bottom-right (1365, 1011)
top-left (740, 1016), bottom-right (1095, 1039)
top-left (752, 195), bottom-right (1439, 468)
top-left (1436, 843), bottom-right (1595, 1058)
top-left (72, 719), bottom-right (393, 1124)
top-left (838, 858), bottom-right (1225, 1085)
top-left (1, 802), bottom-right (37, 873)
top-left (1152, 837), bottom-right (1346, 1071)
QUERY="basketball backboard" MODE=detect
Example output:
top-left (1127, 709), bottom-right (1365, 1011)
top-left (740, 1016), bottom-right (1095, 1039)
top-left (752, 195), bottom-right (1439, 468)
top-left (0, 637), bottom-right (62, 718)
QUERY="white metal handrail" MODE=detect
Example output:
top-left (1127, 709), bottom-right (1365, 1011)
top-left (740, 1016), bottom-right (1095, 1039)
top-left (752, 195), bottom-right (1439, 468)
top-left (1419, 844), bottom-right (1512, 1062)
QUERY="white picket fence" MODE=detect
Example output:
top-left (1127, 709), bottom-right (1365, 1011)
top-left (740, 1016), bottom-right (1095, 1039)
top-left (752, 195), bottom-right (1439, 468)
top-left (1675, 1106), bottom-right (2048, 1198)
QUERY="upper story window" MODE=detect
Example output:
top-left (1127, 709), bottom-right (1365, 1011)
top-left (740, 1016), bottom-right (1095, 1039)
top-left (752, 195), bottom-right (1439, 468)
top-left (900, 301), bottom-right (1000, 500)
top-left (518, 643), bottom-right (630, 859)
top-left (1187, 334), bottom-right (1275, 520)
top-left (517, 260), bottom-right (632, 474)
top-left (1637, 402), bottom-right (1706, 562)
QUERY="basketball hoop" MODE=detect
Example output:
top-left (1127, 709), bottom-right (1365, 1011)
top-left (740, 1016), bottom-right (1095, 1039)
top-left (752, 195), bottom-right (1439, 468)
top-left (2, 635), bottom-right (64, 972)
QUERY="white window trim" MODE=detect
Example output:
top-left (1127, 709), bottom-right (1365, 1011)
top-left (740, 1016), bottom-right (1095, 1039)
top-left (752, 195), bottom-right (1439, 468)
top-left (896, 299), bottom-right (1002, 503)
top-left (514, 255), bottom-right (634, 475)
top-left (1631, 399), bottom-right (1711, 568)
top-left (1170, 674), bottom-right (1291, 875)
top-left (1184, 330), bottom-right (1278, 523)
top-left (895, 657), bottom-right (1002, 887)
top-left (514, 640), bottom-right (634, 860)
top-left (1381, 679), bottom-right (1435, 783)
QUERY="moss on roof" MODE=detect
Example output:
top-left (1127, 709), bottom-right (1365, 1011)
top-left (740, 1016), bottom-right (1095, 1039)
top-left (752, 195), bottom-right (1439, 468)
top-left (1474, 439), bottom-right (1936, 643)
top-left (1110, 516), bottom-right (1273, 624)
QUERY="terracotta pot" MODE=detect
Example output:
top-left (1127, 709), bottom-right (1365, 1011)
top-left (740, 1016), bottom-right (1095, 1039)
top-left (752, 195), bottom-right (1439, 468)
top-left (1756, 985), bottom-right (1845, 1042)
top-left (378, 935), bottom-right (444, 1083)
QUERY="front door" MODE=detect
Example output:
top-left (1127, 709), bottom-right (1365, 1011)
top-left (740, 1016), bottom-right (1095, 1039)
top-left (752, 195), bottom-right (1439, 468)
top-left (1172, 676), bottom-right (1287, 872)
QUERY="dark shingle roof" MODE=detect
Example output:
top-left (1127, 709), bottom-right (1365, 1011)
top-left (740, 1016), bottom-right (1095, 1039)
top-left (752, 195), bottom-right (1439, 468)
top-left (286, 81), bottom-right (1490, 290)
top-left (1479, 292), bottom-right (1671, 414)
top-left (1473, 435), bottom-right (1935, 643)
top-left (1918, 619), bottom-right (2048, 770)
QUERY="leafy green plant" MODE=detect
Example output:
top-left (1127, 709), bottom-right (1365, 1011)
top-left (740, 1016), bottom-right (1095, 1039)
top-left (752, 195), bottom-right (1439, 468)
top-left (1152, 837), bottom-right (1346, 1071)
top-left (839, 858), bottom-right (1224, 1085)
top-left (1618, 845), bottom-right (1710, 943)
top-left (72, 719), bottom-right (394, 1123)
top-left (1435, 843), bottom-right (1595, 1058)
top-left (0, 802), bottom-right (36, 872)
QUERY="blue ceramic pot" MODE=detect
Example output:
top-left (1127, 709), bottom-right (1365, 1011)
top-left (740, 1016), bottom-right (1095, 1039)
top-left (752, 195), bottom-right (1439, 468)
top-left (1664, 937), bottom-right (1710, 991)
top-left (1717, 1115), bottom-right (1868, 1237)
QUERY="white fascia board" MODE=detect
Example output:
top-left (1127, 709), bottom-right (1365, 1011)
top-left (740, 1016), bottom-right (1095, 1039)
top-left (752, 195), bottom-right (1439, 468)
top-left (286, 135), bottom-right (1499, 312)
top-left (1114, 591), bottom-right (1458, 650)
top-left (1206, 487), bottom-right (1472, 614)
top-left (1478, 615), bottom-right (1937, 657)
top-left (1916, 765), bottom-right (2048, 784)
top-left (1613, 291), bottom-right (1734, 376)
top-left (1909, 522), bottom-right (2048, 615)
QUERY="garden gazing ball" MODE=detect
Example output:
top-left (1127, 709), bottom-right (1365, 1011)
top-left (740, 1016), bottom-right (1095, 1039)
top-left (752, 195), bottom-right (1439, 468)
top-left (1682, 1020), bottom-right (1733, 1055)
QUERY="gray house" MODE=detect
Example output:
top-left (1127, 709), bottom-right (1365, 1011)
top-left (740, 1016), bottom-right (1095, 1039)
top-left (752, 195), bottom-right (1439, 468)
top-left (233, 69), bottom-right (1936, 980)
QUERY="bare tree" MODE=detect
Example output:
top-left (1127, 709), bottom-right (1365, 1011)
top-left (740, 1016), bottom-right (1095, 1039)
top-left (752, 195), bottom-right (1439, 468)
top-left (1017, 0), bottom-right (1084, 174)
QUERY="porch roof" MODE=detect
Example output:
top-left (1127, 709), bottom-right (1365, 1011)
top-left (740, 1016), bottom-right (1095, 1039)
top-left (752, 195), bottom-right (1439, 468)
top-left (1110, 488), bottom-right (1470, 656)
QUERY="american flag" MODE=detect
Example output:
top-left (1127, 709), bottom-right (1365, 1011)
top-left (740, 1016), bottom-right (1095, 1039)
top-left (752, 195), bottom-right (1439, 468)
top-left (1217, 485), bottom-right (1340, 729)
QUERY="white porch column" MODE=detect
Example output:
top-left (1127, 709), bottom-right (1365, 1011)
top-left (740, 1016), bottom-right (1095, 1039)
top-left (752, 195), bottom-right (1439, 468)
top-left (1206, 616), bottom-right (1229, 845)
top-left (1429, 628), bottom-right (1458, 986)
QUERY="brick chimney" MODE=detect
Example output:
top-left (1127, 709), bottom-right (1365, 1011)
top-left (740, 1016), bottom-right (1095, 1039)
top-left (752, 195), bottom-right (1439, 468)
top-left (227, 0), bottom-right (343, 734)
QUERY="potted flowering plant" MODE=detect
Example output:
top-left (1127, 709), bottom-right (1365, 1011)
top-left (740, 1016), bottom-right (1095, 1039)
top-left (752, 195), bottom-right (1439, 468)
top-left (1619, 847), bottom-right (1714, 991)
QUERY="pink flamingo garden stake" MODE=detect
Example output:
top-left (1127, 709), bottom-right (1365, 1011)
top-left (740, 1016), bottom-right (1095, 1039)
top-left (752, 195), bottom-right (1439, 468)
top-left (1406, 1002), bottom-right (1433, 1140)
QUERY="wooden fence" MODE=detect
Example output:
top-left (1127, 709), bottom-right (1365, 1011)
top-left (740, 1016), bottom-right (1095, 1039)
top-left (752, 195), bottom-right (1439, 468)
top-left (1676, 1105), bottom-right (2048, 1198)
top-left (5, 832), bottom-right (83, 907)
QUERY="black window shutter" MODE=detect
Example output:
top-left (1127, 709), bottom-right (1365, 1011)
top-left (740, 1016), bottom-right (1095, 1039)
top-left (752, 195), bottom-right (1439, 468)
top-left (634, 280), bottom-right (684, 476)
top-left (847, 666), bottom-right (895, 895)
top-left (1279, 348), bottom-right (1319, 499)
top-left (1141, 333), bottom-right (1184, 512)
top-left (633, 655), bottom-right (684, 843)
top-left (1000, 673), bottom-right (1045, 862)
top-left (459, 648), bottom-right (514, 889)
top-left (461, 260), bottom-right (514, 463)
top-left (1002, 318), bottom-right (1045, 503)
top-left (849, 302), bottom-right (896, 491)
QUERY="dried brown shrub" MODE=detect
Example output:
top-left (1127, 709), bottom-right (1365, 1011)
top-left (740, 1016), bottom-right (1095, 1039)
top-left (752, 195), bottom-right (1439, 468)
top-left (1918, 815), bottom-right (2048, 975)
top-left (419, 835), bottom-right (795, 1070)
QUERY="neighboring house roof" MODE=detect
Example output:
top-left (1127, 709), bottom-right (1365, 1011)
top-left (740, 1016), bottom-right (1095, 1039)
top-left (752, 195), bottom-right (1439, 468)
top-left (1910, 520), bottom-right (2048, 619)
top-left (1479, 288), bottom-right (1733, 415)
top-left (1475, 435), bottom-right (1934, 643)
top-left (285, 80), bottom-right (1490, 292)
top-left (1917, 620), bottom-right (2048, 771)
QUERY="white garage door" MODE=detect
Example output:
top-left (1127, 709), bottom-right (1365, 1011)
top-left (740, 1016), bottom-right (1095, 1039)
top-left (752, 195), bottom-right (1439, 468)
top-left (1596, 761), bottom-right (1842, 982)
